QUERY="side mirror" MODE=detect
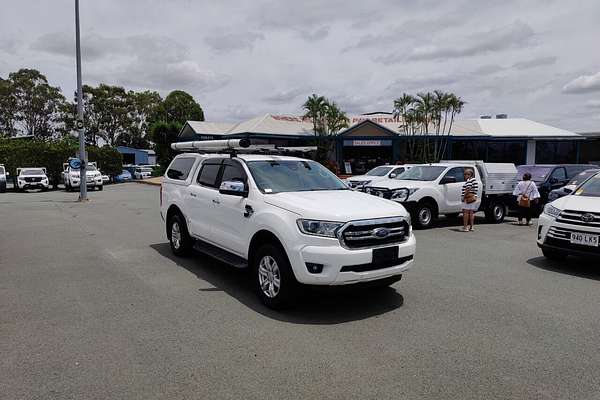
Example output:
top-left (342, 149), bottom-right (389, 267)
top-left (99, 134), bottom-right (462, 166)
top-left (5, 172), bottom-right (9, 177)
top-left (440, 176), bottom-right (457, 185)
top-left (549, 177), bottom-right (558, 184)
top-left (389, 173), bottom-right (397, 179)
top-left (219, 180), bottom-right (248, 197)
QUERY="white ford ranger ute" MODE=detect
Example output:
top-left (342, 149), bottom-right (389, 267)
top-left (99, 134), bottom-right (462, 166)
top-left (160, 140), bottom-right (416, 309)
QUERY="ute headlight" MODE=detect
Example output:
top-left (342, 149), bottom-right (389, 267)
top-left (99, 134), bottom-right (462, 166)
top-left (544, 204), bottom-right (562, 218)
top-left (297, 219), bottom-right (343, 238)
top-left (390, 187), bottom-right (418, 201)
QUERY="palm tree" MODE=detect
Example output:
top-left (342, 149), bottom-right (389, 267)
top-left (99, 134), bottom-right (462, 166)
top-left (439, 94), bottom-right (466, 160)
top-left (324, 101), bottom-right (349, 135)
top-left (302, 94), bottom-right (326, 136)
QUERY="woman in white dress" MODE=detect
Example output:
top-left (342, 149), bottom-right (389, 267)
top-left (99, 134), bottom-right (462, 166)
top-left (461, 168), bottom-right (479, 232)
top-left (513, 172), bottom-right (541, 225)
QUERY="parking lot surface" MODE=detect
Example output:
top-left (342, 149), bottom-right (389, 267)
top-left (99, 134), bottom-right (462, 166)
top-left (1, 184), bottom-right (599, 399)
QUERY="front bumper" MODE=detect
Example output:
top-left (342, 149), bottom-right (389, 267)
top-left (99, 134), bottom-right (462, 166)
top-left (537, 213), bottom-right (600, 257)
top-left (18, 181), bottom-right (49, 189)
top-left (288, 233), bottom-right (416, 285)
top-left (70, 178), bottom-right (103, 187)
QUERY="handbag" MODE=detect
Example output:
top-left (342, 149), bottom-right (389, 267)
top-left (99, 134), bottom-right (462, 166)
top-left (465, 191), bottom-right (476, 204)
top-left (518, 182), bottom-right (533, 208)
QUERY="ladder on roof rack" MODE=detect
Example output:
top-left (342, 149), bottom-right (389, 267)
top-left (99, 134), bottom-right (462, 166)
top-left (171, 139), bottom-right (317, 156)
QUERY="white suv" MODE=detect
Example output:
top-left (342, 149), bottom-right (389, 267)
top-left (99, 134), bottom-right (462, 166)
top-left (538, 171), bottom-right (600, 260)
top-left (17, 168), bottom-right (50, 191)
top-left (63, 162), bottom-right (103, 191)
top-left (160, 144), bottom-right (416, 309)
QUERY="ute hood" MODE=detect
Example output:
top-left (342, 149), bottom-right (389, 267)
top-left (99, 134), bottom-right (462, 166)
top-left (347, 174), bottom-right (372, 181)
top-left (368, 179), bottom-right (436, 190)
top-left (264, 190), bottom-right (408, 221)
top-left (551, 195), bottom-right (600, 213)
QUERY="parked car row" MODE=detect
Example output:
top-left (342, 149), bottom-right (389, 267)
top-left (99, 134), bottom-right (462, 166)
top-left (123, 164), bottom-right (155, 180)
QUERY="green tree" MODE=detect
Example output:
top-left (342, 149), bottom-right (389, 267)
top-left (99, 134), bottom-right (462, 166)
top-left (117, 90), bottom-right (163, 148)
top-left (160, 90), bottom-right (204, 125)
top-left (0, 77), bottom-right (18, 136)
top-left (82, 84), bottom-right (133, 146)
top-left (149, 121), bottom-right (182, 171)
top-left (8, 69), bottom-right (67, 139)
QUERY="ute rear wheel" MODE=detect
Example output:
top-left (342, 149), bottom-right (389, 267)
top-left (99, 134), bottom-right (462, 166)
top-left (412, 201), bottom-right (437, 229)
top-left (253, 243), bottom-right (298, 310)
top-left (485, 201), bottom-right (506, 223)
top-left (168, 214), bottom-right (193, 256)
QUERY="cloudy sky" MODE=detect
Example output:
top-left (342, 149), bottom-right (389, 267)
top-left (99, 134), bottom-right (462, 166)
top-left (1, 0), bottom-right (600, 132)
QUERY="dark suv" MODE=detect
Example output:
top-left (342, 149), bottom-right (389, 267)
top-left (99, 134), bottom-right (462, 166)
top-left (516, 164), bottom-right (597, 206)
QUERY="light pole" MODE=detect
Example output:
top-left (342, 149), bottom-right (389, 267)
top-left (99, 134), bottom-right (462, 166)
top-left (75, 0), bottom-right (87, 201)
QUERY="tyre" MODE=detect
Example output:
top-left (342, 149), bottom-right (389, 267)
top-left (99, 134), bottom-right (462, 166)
top-left (65, 183), bottom-right (72, 192)
top-left (97, 185), bottom-right (103, 191)
top-left (253, 243), bottom-right (298, 310)
top-left (0, 183), bottom-right (5, 193)
top-left (412, 201), bottom-right (437, 229)
top-left (542, 247), bottom-right (567, 261)
top-left (485, 201), bottom-right (506, 223)
top-left (168, 214), bottom-right (193, 256)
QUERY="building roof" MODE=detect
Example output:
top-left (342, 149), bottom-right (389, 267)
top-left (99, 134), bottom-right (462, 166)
top-left (180, 113), bottom-right (580, 139)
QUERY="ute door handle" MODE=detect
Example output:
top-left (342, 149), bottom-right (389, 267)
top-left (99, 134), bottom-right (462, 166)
top-left (190, 192), bottom-right (197, 197)
top-left (212, 199), bottom-right (220, 204)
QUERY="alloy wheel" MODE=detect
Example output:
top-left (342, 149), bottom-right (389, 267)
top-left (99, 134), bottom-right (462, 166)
top-left (258, 255), bottom-right (281, 298)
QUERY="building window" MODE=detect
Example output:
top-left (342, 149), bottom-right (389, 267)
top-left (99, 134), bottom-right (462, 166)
top-left (536, 141), bottom-right (577, 164)
top-left (580, 139), bottom-right (600, 164)
top-left (487, 141), bottom-right (526, 164)
top-left (450, 141), bottom-right (487, 161)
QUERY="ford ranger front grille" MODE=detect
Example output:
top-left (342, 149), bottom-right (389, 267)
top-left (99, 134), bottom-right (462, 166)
top-left (338, 217), bottom-right (409, 249)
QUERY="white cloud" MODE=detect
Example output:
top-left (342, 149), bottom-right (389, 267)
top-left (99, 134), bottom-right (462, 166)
top-left (204, 31), bottom-right (265, 53)
top-left (563, 72), bottom-right (600, 94)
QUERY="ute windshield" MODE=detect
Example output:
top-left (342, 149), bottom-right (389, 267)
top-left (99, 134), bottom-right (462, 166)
top-left (516, 166), bottom-right (552, 182)
top-left (397, 166), bottom-right (446, 181)
top-left (365, 166), bottom-right (393, 176)
top-left (574, 173), bottom-right (600, 197)
top-left (247, 160), bottom-right (348, 194)
top-left (568, 169), bottom-right (599, 186)
top-left (21, 169), bottom-right (45, 176)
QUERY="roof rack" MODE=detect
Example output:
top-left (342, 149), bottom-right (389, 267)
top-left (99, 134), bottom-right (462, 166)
top-left (171, 139), bottom-right (317, 157)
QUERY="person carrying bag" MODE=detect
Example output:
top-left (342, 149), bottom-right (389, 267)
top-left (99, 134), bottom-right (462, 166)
top-left (513, 173), bottom-right (541, 225)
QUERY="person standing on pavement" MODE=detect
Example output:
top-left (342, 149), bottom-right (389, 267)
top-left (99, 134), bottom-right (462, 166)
top-left (513, 172), bottom-right (541, 226)
top-left (461, 168), bottom-right (479, 232)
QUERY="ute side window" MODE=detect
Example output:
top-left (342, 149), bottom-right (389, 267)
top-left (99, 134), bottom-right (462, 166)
top-left (166, 157), bottom-right (196, 180)
top-left (550, 167), bottom-right (566, 181)
top-left (443, 167), bottom-right (465, 183)
top-left (197, 159), bottom-right (223, 188)
top-left (219, 160), bottom-right (247, 185)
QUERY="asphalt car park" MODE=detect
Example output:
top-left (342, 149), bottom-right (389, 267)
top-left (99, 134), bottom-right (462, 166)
top-left (1, 184), bottom-right (599, 399)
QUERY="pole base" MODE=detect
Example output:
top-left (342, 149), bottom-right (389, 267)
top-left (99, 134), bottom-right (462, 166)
top-left (77, 196), bottom-right (89, 202)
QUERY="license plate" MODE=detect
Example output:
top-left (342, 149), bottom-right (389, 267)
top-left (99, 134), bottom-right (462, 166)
top-left (372, 246), bottom-right (398, 264)
top-left (570, 232), bottom-right (599, 247)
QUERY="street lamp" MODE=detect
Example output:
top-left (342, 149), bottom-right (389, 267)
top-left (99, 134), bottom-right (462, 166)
top-left (75, 0), bottom-right (87, 201)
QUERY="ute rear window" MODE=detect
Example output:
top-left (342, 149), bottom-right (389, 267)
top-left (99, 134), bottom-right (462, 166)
top-left (166, 158), bottom-right (196, 180)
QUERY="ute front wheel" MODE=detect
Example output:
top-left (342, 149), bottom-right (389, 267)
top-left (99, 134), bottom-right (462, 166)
top-left (253, 244), bottom-right (298, 310)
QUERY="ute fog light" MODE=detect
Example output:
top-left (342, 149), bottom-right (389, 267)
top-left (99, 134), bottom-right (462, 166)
top-left (305, 262), bottom-right (324, 274)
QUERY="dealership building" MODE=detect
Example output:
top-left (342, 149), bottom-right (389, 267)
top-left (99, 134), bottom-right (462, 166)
top-left (178, 113), bottom-right (599, 174)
